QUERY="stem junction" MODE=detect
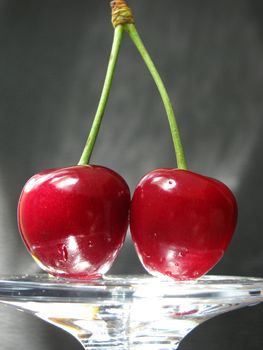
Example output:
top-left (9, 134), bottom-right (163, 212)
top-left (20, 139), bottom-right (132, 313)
top-left (79, 0), bottom-right (187, 170)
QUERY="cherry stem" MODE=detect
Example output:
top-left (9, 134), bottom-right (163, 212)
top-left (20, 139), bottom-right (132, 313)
top-left (124, 23), bottom-right (187, 170)
top-left (78, 25), bottom-right (124, 165)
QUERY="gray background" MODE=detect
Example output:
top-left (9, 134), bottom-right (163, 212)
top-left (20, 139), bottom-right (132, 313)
top-left (0, 0), bottom-right (263, 349)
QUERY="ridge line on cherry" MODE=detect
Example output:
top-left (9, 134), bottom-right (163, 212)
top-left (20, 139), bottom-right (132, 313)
top-left (17, 0), bottom-right (238, 281)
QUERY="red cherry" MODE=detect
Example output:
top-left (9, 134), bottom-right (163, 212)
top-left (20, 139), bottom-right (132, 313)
top-left (18, 165), bottom-right (130, 279)
top-left (130, 169), bottom-right (238, 280)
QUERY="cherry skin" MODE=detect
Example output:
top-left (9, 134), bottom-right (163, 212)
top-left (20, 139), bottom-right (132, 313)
top-left (130, 169), bottom-right (238, 280)
top-left (18, 165), bottom-right (130, 279)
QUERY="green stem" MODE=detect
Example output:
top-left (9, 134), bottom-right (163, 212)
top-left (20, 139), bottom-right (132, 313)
top-left (78, 25), bottom-right (124, 165)
top-left (124, 23), bottom-right (187, 170)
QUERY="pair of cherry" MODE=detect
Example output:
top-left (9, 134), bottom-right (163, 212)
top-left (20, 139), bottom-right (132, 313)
top-left (17, 0), bottom-right (237, 280)
top-left (18, 165), bottom-right (237, 280)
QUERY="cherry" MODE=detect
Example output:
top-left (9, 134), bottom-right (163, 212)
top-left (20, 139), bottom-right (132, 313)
top-left (18, 165), bottom-right (130, 279)
top-left (130, 169), bottom-right (238, 280)
top-left (16, 4), bottom-right (130, 279)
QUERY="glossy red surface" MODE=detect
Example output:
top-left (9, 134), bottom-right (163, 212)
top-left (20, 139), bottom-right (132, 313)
top-left (130, 169), bottom-right (238, 280)
top-left (18, 165), bottom-right (130, 279)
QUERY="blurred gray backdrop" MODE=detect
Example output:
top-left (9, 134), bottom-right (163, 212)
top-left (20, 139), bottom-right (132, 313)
top-left (0, 0), bottom-right (263, 349)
